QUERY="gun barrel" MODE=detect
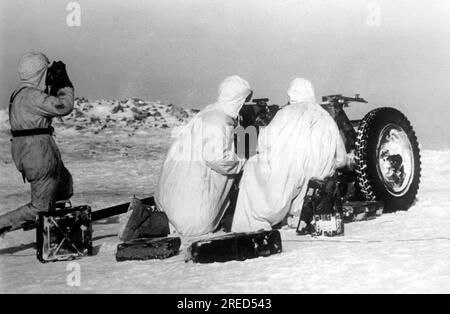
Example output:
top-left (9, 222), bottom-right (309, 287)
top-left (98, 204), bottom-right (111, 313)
top-left (322, 94), bottom-right (368, 104)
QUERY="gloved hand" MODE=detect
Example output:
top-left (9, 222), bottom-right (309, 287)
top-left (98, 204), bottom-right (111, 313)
top-left (47, 61), bottom-right (73, 96)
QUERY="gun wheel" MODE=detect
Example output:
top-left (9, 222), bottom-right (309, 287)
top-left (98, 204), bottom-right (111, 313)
top-left (354, 108), bottom-right (421, 212)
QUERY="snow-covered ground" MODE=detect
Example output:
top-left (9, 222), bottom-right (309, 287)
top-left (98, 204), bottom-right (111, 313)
top-left (0, 101), bottom-right (449, 293)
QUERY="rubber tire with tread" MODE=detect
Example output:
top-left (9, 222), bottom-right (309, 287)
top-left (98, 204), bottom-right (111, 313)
top-left (354, 107), bottom-right (421, 212)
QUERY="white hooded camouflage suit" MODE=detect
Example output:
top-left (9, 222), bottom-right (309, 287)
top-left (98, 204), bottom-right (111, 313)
top-left (232, 78), bottom-right (347, 232)
top-left (155, 76), bottom-right (251, 236)
top-left (0, 52), bottom-right (74, 231)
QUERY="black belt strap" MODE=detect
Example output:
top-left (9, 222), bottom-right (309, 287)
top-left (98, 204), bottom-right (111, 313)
top-left (11, 127), bottom-right (54, 137)
top-left (9, 87), bottom-right (55, 138)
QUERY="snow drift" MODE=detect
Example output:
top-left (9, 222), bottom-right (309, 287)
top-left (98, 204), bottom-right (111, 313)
top-left (0, 98), bottom-right (449, 293)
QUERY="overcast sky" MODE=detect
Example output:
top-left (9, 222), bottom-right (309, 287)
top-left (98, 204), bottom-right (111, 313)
top-left (0, 0), bottom-right (449, 149)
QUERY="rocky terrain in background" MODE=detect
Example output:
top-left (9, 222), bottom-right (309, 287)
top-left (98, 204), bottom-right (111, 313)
top-left (0, 98), bottom-right (198, 136)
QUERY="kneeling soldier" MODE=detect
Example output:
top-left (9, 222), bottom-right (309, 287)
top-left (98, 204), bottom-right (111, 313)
top-left (0, 52), bottom-right (74, 235)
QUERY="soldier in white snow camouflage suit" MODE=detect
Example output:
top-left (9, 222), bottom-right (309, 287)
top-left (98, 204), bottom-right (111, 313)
top-left (0, 52), bottom-right (74, 235)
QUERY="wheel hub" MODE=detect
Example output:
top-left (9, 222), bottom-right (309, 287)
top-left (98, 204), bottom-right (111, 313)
top-left (376, 124), bottom-right (415, 196)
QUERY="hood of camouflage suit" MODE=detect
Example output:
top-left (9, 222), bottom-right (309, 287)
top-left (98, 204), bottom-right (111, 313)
top-left (213, 75), bottom-right (252, 118)
top-left (17, 52), bottom-right (49, 91)
top-left (287, 78), bottom-right (317, 105)
top-left (171, 75), bottom-right (251, 138)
